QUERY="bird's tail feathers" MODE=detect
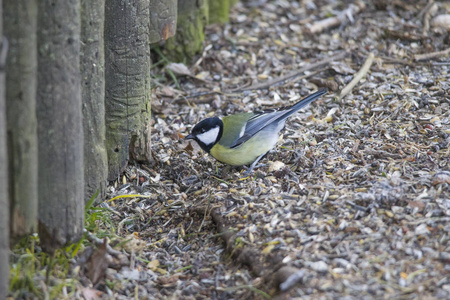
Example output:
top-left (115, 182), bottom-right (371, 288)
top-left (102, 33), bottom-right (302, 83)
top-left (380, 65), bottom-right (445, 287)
top-left (275, 88), bottom-right (328, 123)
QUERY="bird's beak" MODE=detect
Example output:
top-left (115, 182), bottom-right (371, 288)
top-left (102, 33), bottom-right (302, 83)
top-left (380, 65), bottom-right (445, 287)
top-left (185, 134), bottom-right (194, 140)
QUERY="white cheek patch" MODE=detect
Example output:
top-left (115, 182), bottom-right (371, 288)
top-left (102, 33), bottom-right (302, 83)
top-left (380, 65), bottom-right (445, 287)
top-left (196, 126), bottom-right (220, 145)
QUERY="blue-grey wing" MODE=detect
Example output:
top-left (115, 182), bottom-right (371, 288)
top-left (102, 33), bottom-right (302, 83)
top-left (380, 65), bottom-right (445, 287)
top-left (229, 88), bottom-right (327, 148)
top-left (230, 110), bottom-right (286, 148)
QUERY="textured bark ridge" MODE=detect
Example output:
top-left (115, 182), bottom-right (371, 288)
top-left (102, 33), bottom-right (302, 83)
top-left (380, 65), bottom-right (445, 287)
top-left (36, 0), bottom-right (84, 252)
top-left (208, 0), bottom-right (230, 24)
top-left (4, 0), bottom-right (38, 242)
top-left (164, 0), bottom-right (208, 62)
top-left (105, 0), bottom-right (151, 181)
top-left (0, 2), bottom-right (10, 296)
top-left (81, 0), bottom-right (108, 201)
top-left (149, 0), bottom-right (177, 43)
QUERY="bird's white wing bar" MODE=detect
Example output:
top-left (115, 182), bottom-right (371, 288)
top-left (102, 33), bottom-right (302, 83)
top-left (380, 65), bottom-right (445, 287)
top-left (230, 110), bottom-right (286, 148)
top-left (230, 89), bottom-right (327, 148)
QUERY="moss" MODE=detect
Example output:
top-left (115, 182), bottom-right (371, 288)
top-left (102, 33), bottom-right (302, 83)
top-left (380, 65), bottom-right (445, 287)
top-left (208, 0), bottom-right (230, 24)
top-left (9, 192), bottom-right (115, 298)
top-left (164, 0), bottom-right (208, 63)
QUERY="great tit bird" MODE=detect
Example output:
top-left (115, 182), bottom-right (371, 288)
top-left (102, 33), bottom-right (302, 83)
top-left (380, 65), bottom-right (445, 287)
top-left (186, 88), bottom-right (327, 172)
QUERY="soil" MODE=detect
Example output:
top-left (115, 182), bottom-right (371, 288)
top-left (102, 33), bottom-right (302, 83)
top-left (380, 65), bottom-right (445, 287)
top-left (89, 1), bottom-right (450, 299)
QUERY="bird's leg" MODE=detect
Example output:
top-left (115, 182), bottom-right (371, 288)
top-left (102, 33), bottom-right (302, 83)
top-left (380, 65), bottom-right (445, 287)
top-left (243, 153), bottom-right (267, 175)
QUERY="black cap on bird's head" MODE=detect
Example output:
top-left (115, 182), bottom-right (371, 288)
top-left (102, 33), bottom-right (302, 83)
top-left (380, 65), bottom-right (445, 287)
top-left (185, 117), bottom-right (223, 153)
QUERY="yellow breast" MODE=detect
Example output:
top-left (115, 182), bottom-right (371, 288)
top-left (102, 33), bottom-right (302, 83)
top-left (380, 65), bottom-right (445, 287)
top-left (209, 131), bottom-right (279, 166)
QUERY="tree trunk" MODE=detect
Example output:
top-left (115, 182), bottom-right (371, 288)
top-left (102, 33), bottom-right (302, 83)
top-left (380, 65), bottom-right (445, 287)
top-left (4, 0), bottom-right (38, 243)
top-left (105, 0), bottom-right (151, 181)
top-left (81, 0), bottom-right (108, 201)
top-left (0, 2), bottom-right (10, 295)
top-left (149, 0), bottom-right (177, 43)
top-left (36, 0), bottom-right (84, 253)
top-left (208, 0), bottom-right (230, 24)
top-left (164, 0), bottom-right (208, 63)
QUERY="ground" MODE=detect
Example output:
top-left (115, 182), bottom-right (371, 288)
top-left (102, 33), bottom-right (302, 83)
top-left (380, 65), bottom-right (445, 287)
top-left (107, 1), bottom-right (450, 299)
top-left (10, 1), bottom-right (450, 299)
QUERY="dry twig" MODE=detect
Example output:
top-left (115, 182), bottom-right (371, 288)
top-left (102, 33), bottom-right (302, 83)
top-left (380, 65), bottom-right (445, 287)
top-left (307, 1), bottom-right (366, 34)
top-left (414, 48), bottom-right (450, 61)
top-left (422, 0), bottom-right (438, 35)
top-left (364, 149), bottom-right (404, 159)
top-left (338, 52), bottom-right (375, 100)
top-left (172, 91), bottom-right (223, 104)
top-left (210, 210), bottom-right (263, 276)
top-left (309, 78), bottom-right (339, 91)
top-left (278, 268), bottom-right (306, 292)
top-left (84, 229), bottom-right (125, 258)
top-left (383, 29), bottom-right (428, 41)
top-left (232, 51), bottom-right (347, 92)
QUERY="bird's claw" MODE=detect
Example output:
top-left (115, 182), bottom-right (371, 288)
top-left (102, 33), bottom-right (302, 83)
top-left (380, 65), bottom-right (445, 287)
top-left (242, 163), bottom-right (266, 176)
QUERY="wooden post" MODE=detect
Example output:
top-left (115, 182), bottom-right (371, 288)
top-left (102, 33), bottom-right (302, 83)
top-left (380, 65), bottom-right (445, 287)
top-left (104, 0), bottom-right (151, 180)
top-left (149, 0), bottom-right (177, 43)
top-left (81, 0), bottom-right (108, 201)
top-left (209, 0), bottom-right (230, 24)
top-left (36, 0), bottom-right (84, 252)
top-left (4, 0), bottom-right (38, 243)
top-left (164, 0), bottom-right (208, 62)
top-left (0, 1), bottom-right (10, 295)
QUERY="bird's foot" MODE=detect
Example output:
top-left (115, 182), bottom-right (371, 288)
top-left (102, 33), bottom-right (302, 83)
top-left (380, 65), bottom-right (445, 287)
top-left (242, 163), bottom-right (266, 176)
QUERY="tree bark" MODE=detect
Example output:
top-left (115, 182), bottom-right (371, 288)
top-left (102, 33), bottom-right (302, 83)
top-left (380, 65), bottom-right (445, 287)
top-left (4, 0), bottom-right (38, 243)
top-left (208, 0), bottom-right (230, 24)
top-left (36, 0), bottom-right (84, 253)
top-left (149, 0), bottom-right (177, 43)
top-left (105, 0), bottom-right (151, 181)
top-left (81, 0), bottom-right (108, 201)
top-left (164, 0), bottom-right (208, 62)
top-left (0, 2), bottom-right (10, 295)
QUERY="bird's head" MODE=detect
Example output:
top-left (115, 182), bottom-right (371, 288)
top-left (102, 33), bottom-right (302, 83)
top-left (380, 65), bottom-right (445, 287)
top-left (185, 117), bottom-right (223, 153)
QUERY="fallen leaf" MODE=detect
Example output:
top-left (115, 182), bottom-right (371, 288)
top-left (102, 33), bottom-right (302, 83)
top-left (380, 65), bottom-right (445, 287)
top-left (166, 62), bottom-right (192, 76)
top-left (268, 161), bottom-right (285, 172)
top-left (117, 233), bottom-right (146, 254)
top-left (408, 200), bottom-right (426, 211)
top-left (157, 274), bottom-right (180, 287)
top-left (184, 142), bottom-right (194, 154)
top-left (85, 239), bottom-right (111, 286)
top-left (431, 14), bottom-right (450, 30)
top-left (156, 86), bottom-right (176, 97)
top-left (432, 172), bottom-right (450, 185)
top-left (344, 227), bottom-right (360, 233)
top-left (147, 259), bottom-right (160, 271)
top-left (81, 288), bottom-right (102, 300)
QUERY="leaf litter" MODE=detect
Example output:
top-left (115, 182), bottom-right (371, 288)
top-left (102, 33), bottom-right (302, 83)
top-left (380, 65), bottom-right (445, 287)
top-left (91, 0), bottom-right (450, 299)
